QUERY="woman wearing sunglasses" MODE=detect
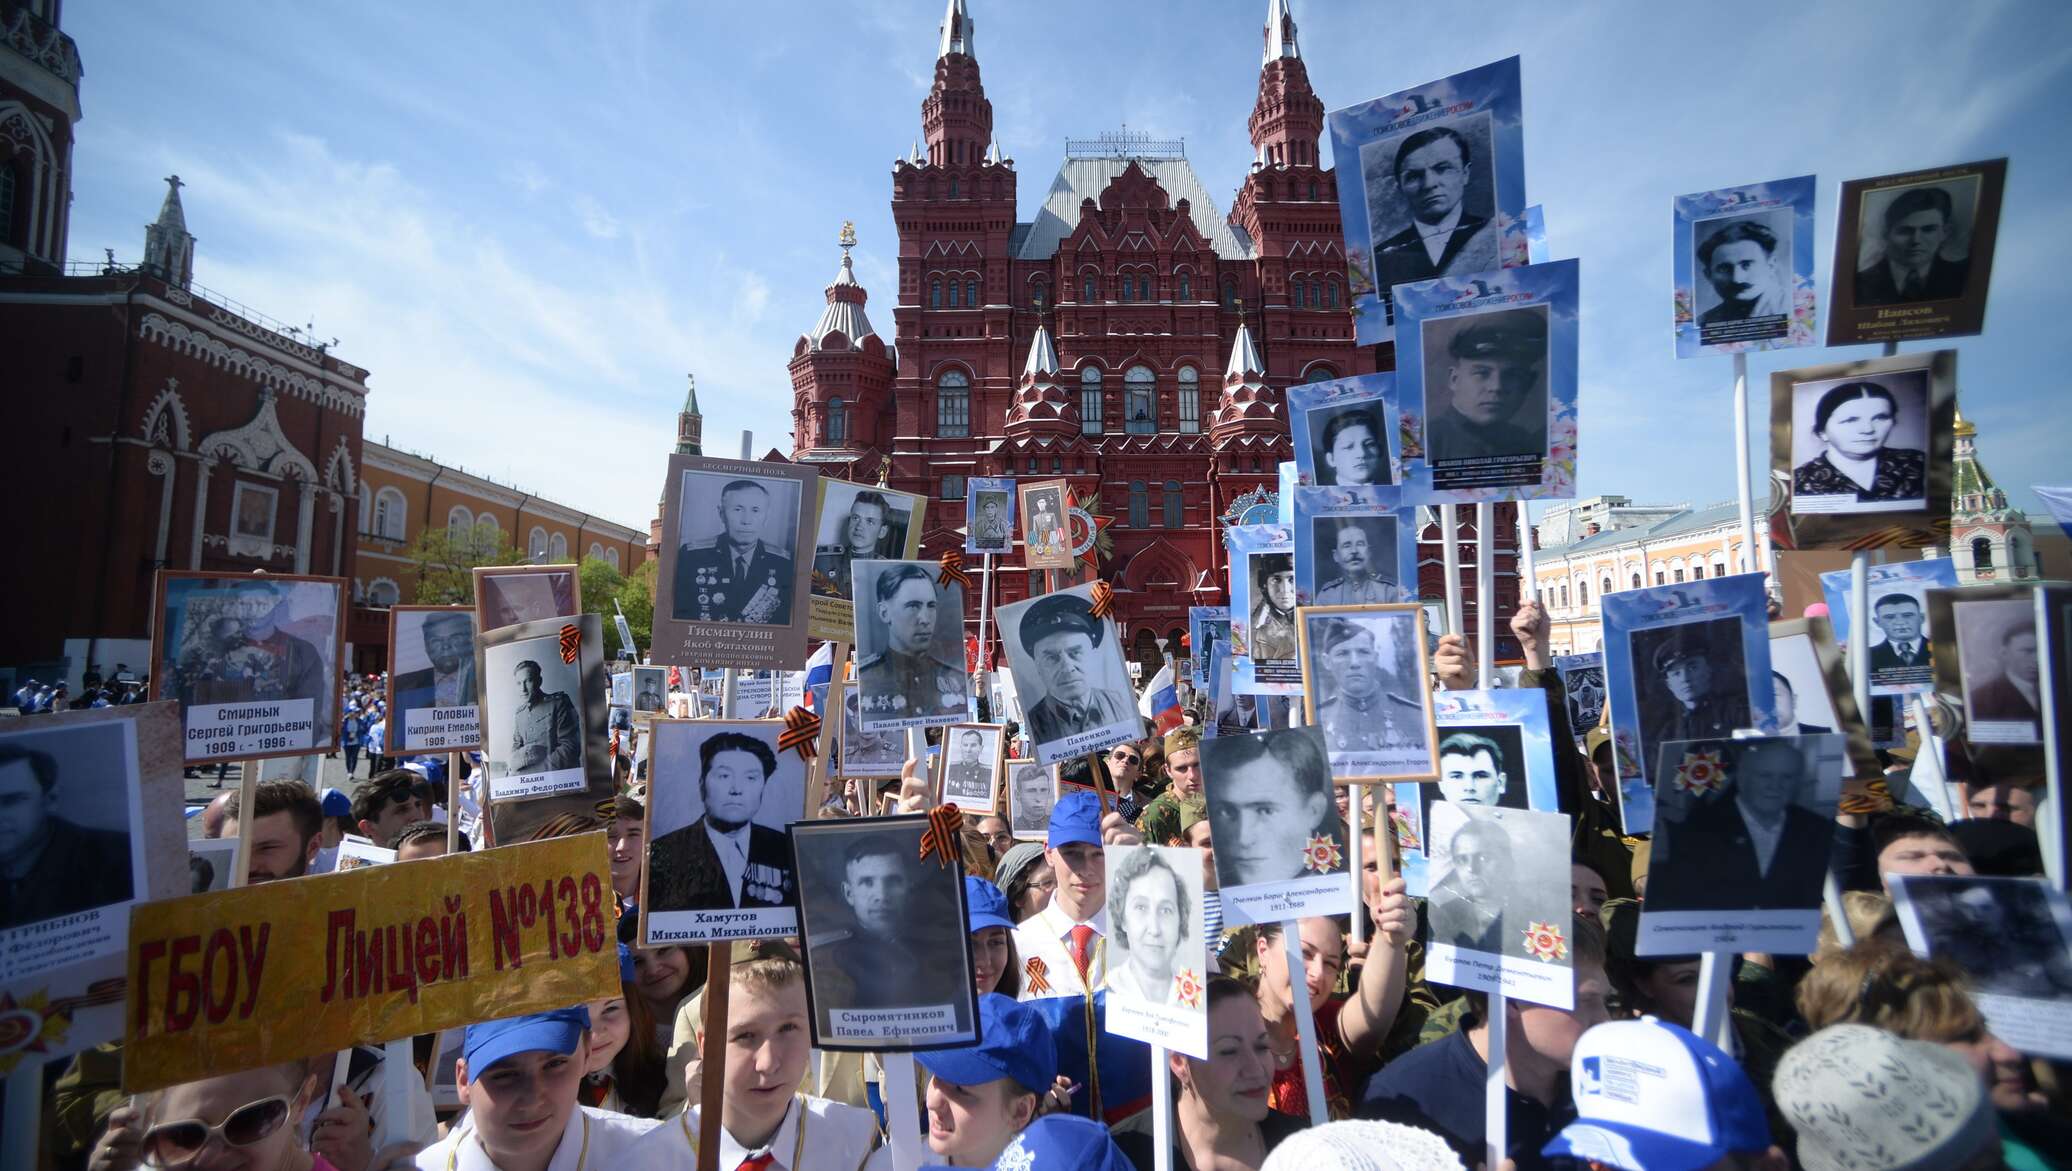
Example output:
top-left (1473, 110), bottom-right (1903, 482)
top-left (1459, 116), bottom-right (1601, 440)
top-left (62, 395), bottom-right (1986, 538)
top-left (94, 1061), bottom-right (340, 1171)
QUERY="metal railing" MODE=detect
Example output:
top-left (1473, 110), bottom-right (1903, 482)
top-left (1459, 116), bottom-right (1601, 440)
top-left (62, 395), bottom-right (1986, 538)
top-left (0, 257), bottom-right (329, 351)
top-left (1065, 131), bottom-right (1185, 160)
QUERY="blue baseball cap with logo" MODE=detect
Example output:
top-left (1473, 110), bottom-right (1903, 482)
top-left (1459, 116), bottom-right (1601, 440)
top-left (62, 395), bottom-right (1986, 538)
top-left (1542, 1017), bottom-right (1771, 1171)
top-left (463, 1007), bottom-right (591, 1077)
top-left (917, 993), bottom-right (1056, 1096)
top-left (965, 876), bottom-right (1017, 934)
top-left (1047, 790), bottom-right (1103, 850)
top-left (988, 1114), bottom-right (1132, 1171)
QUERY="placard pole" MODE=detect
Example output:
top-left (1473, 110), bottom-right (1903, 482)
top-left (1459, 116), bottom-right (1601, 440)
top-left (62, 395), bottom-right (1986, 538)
top-left (976, 553), bottom-right (994, 702)
top-left (696, 945), bottom-right (732, 1171)
top-left (1732, 351), bottom-right (1758, 565)
top-left (2038, 588), bottom-right (2067, 891)
top-left (1485, 991), bottom-right (1509, 1169)
top-left (1692, 951), bottom-right (1733, 1049)
top-left (884, 1051), bottom-right (927, 1171)
top-left (1474, 502), bottom-right (1495, 689)
top-left (1847, 551), bottom-right (1871, 741)
top-left (1440, 504), bottom-right (1464, 641)
top-left (446, 750), bottom-right (462, 853)
top-left (1823, 868), bottom-right (1856, 948)
top-left (231, 761), bottom-right (258, 887)
top-left (1151, 1043), bottom-right (1174, 1171)
top-left (1280, 924), bottom-right (1329, 1127)
top-left (1347, 785), bottom-right (1365, 947)
top-left (1516, 505), bottom-right (1537, 602)
top-left (3, 1065), bottom-right (40, 1171)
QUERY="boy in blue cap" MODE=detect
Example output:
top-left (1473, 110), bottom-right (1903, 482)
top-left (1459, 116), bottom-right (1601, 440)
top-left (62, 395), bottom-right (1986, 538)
top-left (986, 1114), bottom-right (1133, 1171)
top-left (1541, 1017), bottom-right (1785, 1171)
top-left (1012, 791), bottom-right (1115, 999)
top-left (877, 993), bottom-right (1056, 1169)
top-left (415, 1007), bottom-right (659, 1171)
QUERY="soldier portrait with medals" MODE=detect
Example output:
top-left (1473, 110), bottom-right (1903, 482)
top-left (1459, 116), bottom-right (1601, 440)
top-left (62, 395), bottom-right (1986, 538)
top-left (1298, 604), bottom-right (1440, 783)
top-left (852, 559), bottom-right (970, 732)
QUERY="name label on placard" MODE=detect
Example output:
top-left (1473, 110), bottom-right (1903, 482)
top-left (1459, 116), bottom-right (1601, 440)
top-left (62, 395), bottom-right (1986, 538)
top-left (187, 699), bottom-right (316, 757)
top-left (404, 705), bottom-right (480, 750)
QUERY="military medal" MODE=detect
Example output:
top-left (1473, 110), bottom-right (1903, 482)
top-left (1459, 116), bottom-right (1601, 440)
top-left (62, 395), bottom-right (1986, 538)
top-left (1522, 920), bottom-right (1568, 962)
top-left (1301, 833), bottom-right (1343, 874)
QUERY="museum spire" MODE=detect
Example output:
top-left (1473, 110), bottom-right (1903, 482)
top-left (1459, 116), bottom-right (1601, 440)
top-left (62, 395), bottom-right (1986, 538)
top-left (1247, 0), bottom-right (1322, 167)
top-left (937, 0), bottom-right (974, 60)
top-left (142, 174), bottom-right (195, 290)
top-left (922, 0), bottom-right (991, 167)
top-left (1262, 0), bottom-right (1299, 64)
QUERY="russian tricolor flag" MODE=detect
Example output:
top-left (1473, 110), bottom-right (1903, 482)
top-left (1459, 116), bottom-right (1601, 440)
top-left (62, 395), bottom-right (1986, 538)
top-left (1138, 661), bottom-right (1183, 736)
top-left (801, 641), bottom-right (837, 712)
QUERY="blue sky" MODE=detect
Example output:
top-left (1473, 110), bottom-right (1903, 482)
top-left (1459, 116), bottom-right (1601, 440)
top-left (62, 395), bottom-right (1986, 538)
top-left (61, 1), bottom-right (2072, 529)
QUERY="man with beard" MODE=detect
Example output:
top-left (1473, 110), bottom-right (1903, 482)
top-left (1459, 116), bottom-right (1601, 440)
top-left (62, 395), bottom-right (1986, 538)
top-left (647, 731), bottom-right (797, 911)
top-left (674, 479), bottom-right (795, 624)
top-left (220, 780), bottom-right (325, 884)
top-left (1249, 555), bottom-right (1298, 662)
top-left (858, 563), bottom-right (967, 723)
top-left (1426, 312), bottom-right (1546, 468)
top-left (814, 490), bottom-right (892, 600)
top-left (1643, 635), bottom-right (1745, 748)
top-left (507, 659), bottom-right (581, 773)
top-left (392, 610), bottom-right (475, 719)
top-left (1312, 619), bottom-right (1418, 758)
top-left (1429, 816), bottom-right (1513, 954)
top-left (1019, 594), bottom-right (1135, 747)
top-left (1855, 185), bottom-right (1969, 306)
top-left (1697, 219), bottom-right (1790, 330)
top-left (1314, 521), bottom-right (1396, 604)
top-left (811, 834), bottom-right (961, 1011)
top-left (1372, 126), bottom-right (1499, 298)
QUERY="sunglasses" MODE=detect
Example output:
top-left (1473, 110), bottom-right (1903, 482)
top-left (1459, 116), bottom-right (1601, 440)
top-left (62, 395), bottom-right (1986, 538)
top-left (141, 1095), bottom-right (291, 1167)
top-left (1109, 751), bottom-right (1141, 765)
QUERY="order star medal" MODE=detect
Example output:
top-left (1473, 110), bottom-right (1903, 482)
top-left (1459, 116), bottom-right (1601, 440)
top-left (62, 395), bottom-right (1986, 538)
top-left (1674, 749), bottom-right (1727, 796)
top-left (1173, 968), bottom-right (1202, 1009)
top-left (1522, 920), bottom-right (1569, 963)
top-left (1301, 833), bottom-right (1343, 874)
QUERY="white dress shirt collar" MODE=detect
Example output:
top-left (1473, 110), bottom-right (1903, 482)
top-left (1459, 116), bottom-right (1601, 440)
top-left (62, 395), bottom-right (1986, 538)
top-left (1418, 203), bottom-right (1465, 264)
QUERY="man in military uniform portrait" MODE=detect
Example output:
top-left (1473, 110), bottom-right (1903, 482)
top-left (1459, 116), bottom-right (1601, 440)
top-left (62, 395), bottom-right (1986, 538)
top-left (507, 658), bottom-right (580, 774)
top-left (1426, 309), bottom-right (1547, 470)
top-left (1640, 631), bottom-right (1748, 753)
top-left (1025, 489), bottom-right (1067, 560)
top-left (1016, 593), bottom-right (1136, 749)
top-left (808, 832), bottom-right (965, 1015)
top-left (672, 478), bottom-right (796, 625)
top-left (856, 563), bottom-right (967, 726)
top-left (646, 730), bottom-right (797, 912)
top-left (1313, 519), bottom-right (1398, 605)
top-left (1249, 555), bottom-right (1298, 662)
top-left (167, 582), bottom-right (334, 744)
top-left (941, 727), bottom-right (994, 806)
top-left (813, 490), bottom-right (892, 601)
top-left (971, 491), bottom-right (1011, 551)
top-left (1309, 617), bottom-right (1420, 765)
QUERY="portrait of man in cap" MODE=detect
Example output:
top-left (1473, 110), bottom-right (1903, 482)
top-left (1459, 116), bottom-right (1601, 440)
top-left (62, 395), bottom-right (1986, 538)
top-left (855, 562), bottom-right (967, 727)
top-left (1424, 307), bottom-right (1548, 473)
top-left (1307, 615), bottom-right (1423, 769)
top-left (1009, 591), bottom-right (1137, 752)
top-left (1248, 554), bottom-right (1298, 662)
top-left (1637, 622), bottom-right (1749, 755)
top-left (971, 490), bottom-right (1012, 552)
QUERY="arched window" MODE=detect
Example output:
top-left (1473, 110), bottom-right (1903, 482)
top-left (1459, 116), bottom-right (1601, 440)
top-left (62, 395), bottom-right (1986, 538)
top-left (0, 168), bottom-right (15, 248)
top-left (1560, 584), bottom-right (1570, 607)
top-left (1137, 277), bottom-right (1150, 301)
top-left (1578, 581), bottom-right (1588, 608)
top-left (588, 542), bottom-right (605, 562)
top-left (1972, 537), bottom-right (1994, 569)
top-left (827, 398), bottom-right (847, 443)
top-left (1602, 577), bottom-right (1613, 597)
top-left (1632, 573), bottom-right (1642, 589)
top-left (947, 281), bottom-right (961, 308)
top-left (550, 532), bottom-right (569, 562)
top-left (1125, 365), bottom-right (1156, 434)
top-left (1713, 557), bottom-right (1727, 577)
top-left (373, 487), bottom-right (406, 541)
top-left (474, 513), bottom-right (501, 556)
top-left (948, 177), bottom-right (959, 199)
top-left (446, 505), bottom-right (472, 544)
top-left (1177, 366), bottom-right (1201, 434)
top-left (1050, 455), bottom-right (1062, 473)
top-left (966, 280), bottom-right (979, 307)
top-left (1163, 480), bottom-right (1183, 528)
top-left (606, 548), bottom-right (621, 571)
top-left (1326, 281), bottom-right (1340, 309)
top-left (528, 526), bottom-right (548, 562)
top-left (1031, 280), bottom-right (1048, 311)
top-left (1692, 564), bottom-right (1705, 579)
top-left (1177, 272), bottom-right (1192, 301)
top-left (1308, 180), bottom-right (1320, 201)
top-left (936, 370), bottom-right (971, 436)
top-left (1083, 273), bottom-right (1098, 302)
top-left (930, 281), bottom-right (943, 309)
top-left (1080, 367), bottom-right (1103, 435)
top-left (1128, 481), bottom-right (1149, 528)
top-left (367, 579), bottom-right (400, 607)
top-left (1304, 366), bottom-right (1336, 383)
top-left (1222, 279), bottom-right (1239, 309)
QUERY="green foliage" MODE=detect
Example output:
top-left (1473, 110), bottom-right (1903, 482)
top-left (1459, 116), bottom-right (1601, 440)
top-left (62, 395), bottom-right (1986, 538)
top-left (403, 525), bottom-right (527, 605)
top-left (578, 555), bottom-right (654, 658)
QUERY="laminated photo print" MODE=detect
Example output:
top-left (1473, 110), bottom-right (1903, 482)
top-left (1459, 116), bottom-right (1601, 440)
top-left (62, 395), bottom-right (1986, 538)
top-left (641, 718), bottom-right (805, 944)
top-left (850, 560), bottom-right (970, 733)
top-left (1553, 652), bottom-right (1607, 737)
top-left (1394, 258), bottom-right (1580, 506)
top-left (652, 452), bottom-right (820, 672)
top-left (833, 680), bottom-right (905, 779)
top-left (474, 565), bottom-right (580, 635)
top-left (150, 571), bottom-right (346, 764)
top-left (475, 614), bottom-right (614, 841)
top-left (632, 666), bottom-right (668, 715)
top-left (935, 724), bottom-right (1005, 813)
top-left (1327, 55), bottom-right (1528, 343)
top-left (1673, 175), bottom-right (1818, 357)
top-left (386, 606), bottom-right (481, 754)
top-left (1292, 487), bottom-right (1415, 608)
top-left (1929, 584), bottom-right (2043, 747)
top-left (1423, 802), bottom-right (1574, 1009)
top-left (1403, 689), bottom-right (1562, 895)
top-left (1891, 874), bottom-right (2072, 1059)
top-left (1601, 573), bottom-right (1778, 836)
top-left (1006, 758), bottom-right (1056, 842)
top-left (1225, 523), bottom-right (1299, 696)
top-left (1200, 725), bottom-right (1351, 924)
top-left (1296, 604), bottom-right (1439, 783)
top-left (1828, 158), bottom-right (2007, 347)
top-left (965, 476), bottom-right (1016, 556)
top-left (995, 581), bottom-right (1143, 764)
top-left (1818, 558), bottom-right (1959, 698)
top-left (1640, 734), bottom-right (1844, 956)
top-left (808, 479), bottom-right (927, 641)
top-left (1019, 479), bottom-right (1076, 571)
top-left (1189, 606), bottom-right (1231, 691)
top-left (1288, 375), bottom-right (1400, 488)
top-left (610, 672), bottom-right (632, 708)
top-left (1769, 349), bottom-right (1956, 550)
top-left (1769, 617), bottom-right (1883, 782)
top-left (1103, 844), bottom-right (1210, 1058)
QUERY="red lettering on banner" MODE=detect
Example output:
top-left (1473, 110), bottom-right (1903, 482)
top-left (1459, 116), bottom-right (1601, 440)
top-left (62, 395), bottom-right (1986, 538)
top-left (237, 924), bottom-right (270, 1019)
top-left (166, 935), bottom-right (201, 1032)
top-left (202, 928), bottom-right (237, 1024)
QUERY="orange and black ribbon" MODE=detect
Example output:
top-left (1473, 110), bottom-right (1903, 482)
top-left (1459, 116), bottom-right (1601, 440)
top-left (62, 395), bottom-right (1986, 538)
top-left (779, 705), bottom-right (822, 761)
top-left (918, 804), bottom-right (964, 868)
top-left (938, 548), bottom-right (971, 591)
top-left (1088, 580), bottom-right (1116, 620)
top-left (558, 623), bottom-right (581, 664)
top-left (1023, 957), bottom-right (1052, 995)
top-left (2, 977), bottom-right (126, 1073)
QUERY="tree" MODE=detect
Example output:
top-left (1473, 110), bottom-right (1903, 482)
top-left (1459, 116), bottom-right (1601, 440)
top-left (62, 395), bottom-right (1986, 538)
top-left (403, 524), bottom-right (528, 605)
top-left (578, 555), bottom-right (654, 659)
top-left (615, 559), bottom-right (657, 654)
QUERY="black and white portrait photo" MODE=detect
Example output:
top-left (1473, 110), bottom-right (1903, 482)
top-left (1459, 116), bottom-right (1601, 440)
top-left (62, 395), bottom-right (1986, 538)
top-left (793, 816), bottom-right (979, 1050)
top-left (1954, 597), bottom-right (2042, 744)
top-left (1311, 516), bottom-right (1401, 605)
top-left (1248, 553), bottom-right (1298, 663)
top-left (670, 470), bottom-right (804, 626)
top-left (1298, 606), bottom-right (1438, 782)
top-left (228, 481), bottom-right (278, 557)
top-left (0, 719), bottom-right (145, 977)
top-left (834, 681), bottom-right (905, 778)
top-left (480, 627), bottom-right (590, 802)
top-left (1423, 802), bottom-right (1574, 1008)
top-left (1768, 636), bottom-right (1838, 737)
top-left (1020, 481), bottom-right (1074, 570)
top-left (1307, 403), bottom-right (1392, 488)
top-left (1852, 177), bottom-right (1980, 309)
top-left (1629, 618), bottom-right (1752, 775)
top-left (153, 572), bottom-right (344, 763)
top-left (388, 606), bottom-right (480, 754)
top-left (1891, 874), bottom-right (2072, 1059)
top-left (1434, 727), bottom-right (1529, 810)
top-left (812, 481), bottom-right (920, 602)
top-left (1103, 844), bottom-right (1210, 1057)
top-left (852, 560), bottom-right (969, 732)
top-left (1006, 758), bottom-right (1055, 841)
top-left (936, 724), bottom-right (1003, 812)
top-left (476, 567), bottom-right (579, 631)
top-left (1788, 372), bottom-right (1931, 515)
top-left (186, 837), bottom-right (237, 895)
top-left (1866, 588), bottom-right (1935, 695)
top-left (632, 666), bottom-right (667, 715)
top-left (995, 583), bottom-right (1144, 764)
top-left (1692, 210), bottom-right (1793, 346)
top-left (641, 719), bottom-right (804, 943)
top-left (1200, 725), bottom-right (1351, 921)
top-left (1361, 114), bottom-right (1501, 310)
top-left (1418, 306), bottom-right (1550, 490)
top-left (968, 487), bottom-right (1013, 554)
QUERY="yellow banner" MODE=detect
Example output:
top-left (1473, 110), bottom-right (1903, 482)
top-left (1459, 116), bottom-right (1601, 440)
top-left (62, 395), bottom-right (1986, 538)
top-left (124, 833), bottom-right (617, 1092)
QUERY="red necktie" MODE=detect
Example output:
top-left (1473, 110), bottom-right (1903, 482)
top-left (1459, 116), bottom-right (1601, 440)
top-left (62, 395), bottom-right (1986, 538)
top-left (736, 1155), bottom-right (775, 1171)
top-left (1068, 924), bottom-right (1095, 983)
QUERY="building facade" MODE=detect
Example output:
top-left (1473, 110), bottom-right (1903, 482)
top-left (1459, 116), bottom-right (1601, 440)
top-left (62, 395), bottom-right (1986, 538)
top-left (1938, 410), bottom-right (2042, 585)
top-left (1528, 498), bottom-right (1768, 656)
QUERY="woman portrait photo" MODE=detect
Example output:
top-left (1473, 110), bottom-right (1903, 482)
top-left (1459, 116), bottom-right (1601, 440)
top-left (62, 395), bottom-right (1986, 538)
top-left (1106, 845), bottom-right (1198, 1007)
top-left (1790, 375), bottom-right (1928, 514)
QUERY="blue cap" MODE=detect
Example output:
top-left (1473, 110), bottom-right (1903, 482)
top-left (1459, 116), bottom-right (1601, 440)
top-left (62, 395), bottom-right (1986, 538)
top-left (617, 943), bottom-right (636, 983)
top-left (1542, 1018), bottom-right (1770, 1171)
top-left (917, 994), bottom-right (1056, 1096)
top-left (1047, 790), bottom-right (1103, 850)
top-left (462, 1007), bottom-right (591, 1076)
top-left (965, 877), bottom-right (1016, 934)
top-left (989, 1115), bottom-right (1132, 1171)
top-left (320, 787), bottom-right (352, 817)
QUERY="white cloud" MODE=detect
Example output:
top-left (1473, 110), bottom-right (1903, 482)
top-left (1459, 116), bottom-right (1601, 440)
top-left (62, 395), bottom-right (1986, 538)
top-left (573, 194), bottom-right (621, 240)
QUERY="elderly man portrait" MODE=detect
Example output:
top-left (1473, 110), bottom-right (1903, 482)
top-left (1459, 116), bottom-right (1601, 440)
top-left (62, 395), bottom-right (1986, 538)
top-left (647, 730), bottom-right (796, 911)
top-left (1372, 125), bottom-right (1499, 294)
top-left (1696, 219), bottom-right (1789, 328)
top-left (0, 741), bottom-right (133, 928)
top-left (1855, 184), bottom-right (1969, 306)
top-left (857, 563), bottom-right (966, 723)
top-left (1311, 618), bottom-right (1418, 759)
top-left (674, 478), bottom-right (795, 625)
top-left (393, 610), bottom-right (476, 715)
top-left (1314, 520), bottom-right (1396, 605)
top-left (943, 728), bottom-right (993, 803)
top-left (813, 489), bottom-right (892, 600)
top-left (507, 658), bottom-right (580, 774)
top-left (1018, 593), bottom-right (1135, 746)
top-left (1647, 739), bottom-right (1834, 911)
top-left (1969, 618), bottom-right (2041, 725)
top-left (1426, 311), bottom-right (1546, 467)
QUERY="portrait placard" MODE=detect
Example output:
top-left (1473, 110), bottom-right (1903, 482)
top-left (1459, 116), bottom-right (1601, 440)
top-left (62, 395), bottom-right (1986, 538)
top-left (1928, 584), bottom-right (2043, 746)
top-left (1770, 618), bottom-right (1883, 781)
top-left (640, 719), bottom-right (804, 944)
top-left (1005, 758), bottom-right (1056, 842)
top-left (966, 476), bottom-right (1016, 556)
top-left (792, 816), bottom-right (979, 1051)
top-left (1640, 735), bottom-right (1843, 956)
top-left (652, 453), bottom-right (819, 671)
top-left (333, 835), bottom-right (396, 872)
top-left (995, 581), bottom-right (1144, 764)
top-left (1288, 375), bottom-right (1399, 487)
top-left (473, 565), bottom-right (580, 634)
top-left (1296, 604), bottom-right (1438, 783)
top-left (1188, 607), bottom-right (1232, 694)
top-left (1423, 802), bottom-right (1575, 1009)
top-left (631, 666), bottom-right (667, 714)
top-left (1327, 56), bottom-right (1528, 343)
top-left (1019, 479), bottom-right (1075, 570)
top-left (1394, 258), bottom-right (1580, 505)
top-left (833, 680), bottom-right (905, 779)
top-left (2038, 585), bottom-right (2072, 891)
top-left (185, 837), bottom-right (238, 896)
top-left (1225, 523), bottom-right (1299, 696)
top-left (1405, 691), bottom-right (1561, 896)
top-left (1817, 557), bottom-right (1958, 696)
top-left (1200, 725), bottom-right (1350, 923)
top-left (609, 672), bottom-right (632, 708)
top-left (935, 723), bottom-right (1004, 812)
top-left (475, 615), bottom-right (613, 843)
top-left (150, 571), bottom-right (346, 764)
top-left (1673, 176), bottom-right (1817, 357)
top-left (1389, 784), bottom-right (1431, 897)
top-left (1827, 159), bottom-right (2007, 347)
top-left (1891, 874), bottom-right (2072, 1059)
top-left (808, 479), bottom-right (927, 641)
top-left (1292, 487), bottom-right (1415, 608)
top-left (1601, 573), bottom-right (1777, 835)
top-left (386, 606), bottom-right (481, 754)
top-left (1768, 350), bottom-right (1956, 551)
top-left (851, 559), bottom-right (970, 732)
top-left (1553, 652), bottom-right (1607, 738)
top-left (1104, 844), bottom-right (1210, 1059)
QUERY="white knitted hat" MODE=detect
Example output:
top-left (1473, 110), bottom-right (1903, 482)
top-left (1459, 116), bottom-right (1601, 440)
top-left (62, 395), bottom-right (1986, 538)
top-left (1257, 1119), bottom-right (1466, 1171)
top-left (1772, 1024), bottom-right (1997, 1171)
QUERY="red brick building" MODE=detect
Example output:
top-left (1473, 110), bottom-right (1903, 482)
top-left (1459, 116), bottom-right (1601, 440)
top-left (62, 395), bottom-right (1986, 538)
top-left (787, 0), bottom-right (1518, 666)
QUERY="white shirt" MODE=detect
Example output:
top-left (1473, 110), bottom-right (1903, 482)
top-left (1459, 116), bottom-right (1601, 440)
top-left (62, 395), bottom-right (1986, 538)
top-left (706, 821), bottom-right (753, 904)
top-left (1417, 203), bottom-right (1465, 265)
top-left (414, 1105), bottom-right (661, 1171)
top-left (1012, 899), bottom-right (1109, 999)
top-left (1735, 803), bottom-right (1785, 875)
top-left (632, 1095), bottom-right (882, 1171)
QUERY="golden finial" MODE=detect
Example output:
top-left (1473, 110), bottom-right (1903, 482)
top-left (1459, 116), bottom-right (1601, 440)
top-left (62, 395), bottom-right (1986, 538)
top-left (839, 221), bottom-right (858, 249)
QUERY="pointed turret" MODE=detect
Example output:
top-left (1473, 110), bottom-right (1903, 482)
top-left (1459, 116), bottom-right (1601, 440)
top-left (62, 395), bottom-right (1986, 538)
top-left (921, 0), bottom-right (992, 167)
top-left (1262, 0), bottom-right (1299, 64)
top-left (790, 223), bottom-right (896, 460)
top-left (1211, 319), bottom-right (1280, 443)
top-left (1004, 324), bottom-right (1075, 442)
top-left (142, 174), bottom-right (196, 290)
top-left (676, 374), bottom-right (703, 455)
top-left (801, 222), bottom-right (878, 352)
top-left (937, 0), bottom-right (974, 60)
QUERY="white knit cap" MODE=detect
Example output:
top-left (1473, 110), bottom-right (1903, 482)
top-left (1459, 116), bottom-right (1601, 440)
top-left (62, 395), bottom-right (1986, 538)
top-left (1257, 1120), bottom-right (1465, 1171)
top-left (1772, 1024), bottom-right (1997, 1171)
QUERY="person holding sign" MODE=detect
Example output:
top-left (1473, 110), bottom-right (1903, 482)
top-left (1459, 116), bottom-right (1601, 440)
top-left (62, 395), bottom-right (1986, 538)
top-left (1114, 976), bottom-right (1309, 1171)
